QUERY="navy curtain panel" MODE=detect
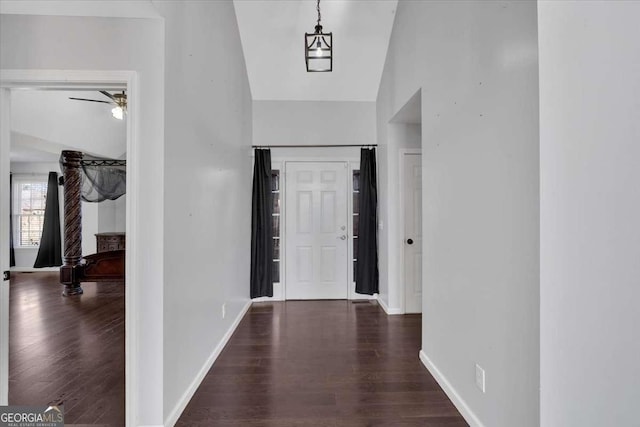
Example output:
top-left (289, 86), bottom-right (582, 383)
top-left (356, 148), bottom-right (379, 295)
top-left (250, 149), bottom-right (273, 298)
top-left (9, 173), bottom-right (15, 267)
top-left (34, 172), bottom-right (62, 268)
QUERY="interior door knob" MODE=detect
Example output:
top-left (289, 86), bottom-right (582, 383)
top-left (407, 238), bottom-right (414, 245)
top-left (339, 235), bottom-right (347, 240)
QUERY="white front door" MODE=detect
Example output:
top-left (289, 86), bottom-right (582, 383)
top-left (285, 162), bottom-right (349, 300)
top-left (403, 153), bottom-right (423, 313)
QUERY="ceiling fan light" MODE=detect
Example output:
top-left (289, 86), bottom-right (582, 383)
top-left (111, 106), bottom-right (124, 120)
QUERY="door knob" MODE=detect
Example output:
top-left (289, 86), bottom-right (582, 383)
top-left (407, 238), bottom-right (414, 245)
top-left (338, 235), bottom-right (347, 240)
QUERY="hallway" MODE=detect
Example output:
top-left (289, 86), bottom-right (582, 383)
top-left (177, 301), bottom-right (467, 426)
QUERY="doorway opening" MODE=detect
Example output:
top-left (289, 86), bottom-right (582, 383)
top-left (0, 71), bottom-right (138, 426)
top-left (389, 89), bottom-right (423, 314)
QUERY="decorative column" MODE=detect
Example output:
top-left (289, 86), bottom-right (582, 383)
top-left (59, 150), bottom-right (84, 296)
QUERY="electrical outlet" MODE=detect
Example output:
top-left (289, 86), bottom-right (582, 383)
top-left (475, 364), bottom-right (486, 393)
top-left (222, 303), bottom-right (226, 319)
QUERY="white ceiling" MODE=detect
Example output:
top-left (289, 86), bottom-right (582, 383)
top-left (233, 0), bottom-right (398, 102)
top-left (10, 90), bottom-right (127, 162)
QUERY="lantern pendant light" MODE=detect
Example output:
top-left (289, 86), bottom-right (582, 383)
top-left (305, 0), bottom-right (332, 72)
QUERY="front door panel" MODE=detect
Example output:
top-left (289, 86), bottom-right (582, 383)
top-left (286, 162), bottom-right (348, 299)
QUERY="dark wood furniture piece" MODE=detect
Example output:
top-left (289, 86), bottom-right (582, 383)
top-left (59, 150), bottom-right (126, 296)
top-left (96, 232), bottom-right (126, 253)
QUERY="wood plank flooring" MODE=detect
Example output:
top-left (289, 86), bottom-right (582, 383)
top-left (177, 301), bottom-right (468, 427)
top-left (8, 276), bottom-right (467, 426)
top-left (9, 272), bottom-right (124, 426)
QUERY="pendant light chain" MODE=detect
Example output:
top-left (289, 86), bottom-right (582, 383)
top-left (305, 0), bottom-right (332, 72)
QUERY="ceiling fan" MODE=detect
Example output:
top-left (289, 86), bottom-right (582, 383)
top-left (69, 90), bottom-right (127, 120)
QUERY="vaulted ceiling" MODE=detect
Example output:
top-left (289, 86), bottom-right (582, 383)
top-left (233, 0), bottom-right (398, 102)
top-left (5, 1), bottom-right (399, 163)
top-left (10, 90), bottom-right (126, 162)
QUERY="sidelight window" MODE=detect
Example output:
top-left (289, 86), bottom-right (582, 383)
top-left (353, 170), bottom-right (359, 281)
top-left (272, 170), bottom-right (281, 283)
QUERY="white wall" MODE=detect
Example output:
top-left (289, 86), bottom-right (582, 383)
top-left (253, 100), bottom-right (375, 146)
top-left (539, 2), bottom-right (640, 426)
top-left (0, 0), bottom-right (161, 19)
top-left (98, 196), bottom-right (126, 233)
top-left (377, 2), bottom-right (540, 426)
top-left (1, 13), bottom-right (165, 426)
top-left (154, 2), bottom-right (252, 424)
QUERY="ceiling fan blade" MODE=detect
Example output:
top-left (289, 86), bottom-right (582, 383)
top-left (69, 97), bottom-right (112, 104)
top-left (100, 90), bottom-right (117, 102)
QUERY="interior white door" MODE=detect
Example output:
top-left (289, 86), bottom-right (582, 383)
top-left (403, 153), bottom-right (423, 313)
top-left (285, 162), bottom-right (349, 300)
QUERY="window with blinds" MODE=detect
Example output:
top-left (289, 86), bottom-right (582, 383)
top-left (13, 176), bottom-right (48, 247)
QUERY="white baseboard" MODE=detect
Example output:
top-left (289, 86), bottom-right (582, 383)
top-left (376, 295), bottom-right (403, 315)
top-left (163, 300), bottom-right (252, 427)
top-left (252, 283), bottom-right (284, 301)
top-left (419, 350), bottom-right (486, 427)
top-left (252, 296), bottom-right (283, 302)
top-left (350, 292), bottom-right (377, 301)
top-left (11, 267), bottom-right (58, 272)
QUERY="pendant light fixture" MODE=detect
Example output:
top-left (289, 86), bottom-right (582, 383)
top-left (305, 0), bottom-right (332, 72)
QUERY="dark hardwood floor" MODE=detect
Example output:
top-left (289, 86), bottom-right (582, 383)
top-left (177, 300), bottom-right (468, 427)
top-left (9, 276), bottom-right (467, 426)
top-left (9, 272), bottom-right (124, 426)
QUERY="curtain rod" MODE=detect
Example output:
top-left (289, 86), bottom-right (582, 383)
top-left (252, 144), bottom-right (377, 148)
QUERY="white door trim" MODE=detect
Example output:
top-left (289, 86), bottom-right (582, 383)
top-left (398, 149), bottom-right (422, 313)
top-left (0, 69), bottom-right (138, 426)
top-left (0, 88), bottom-right (10, 405)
